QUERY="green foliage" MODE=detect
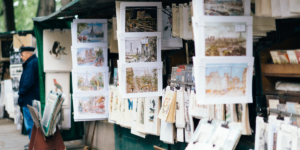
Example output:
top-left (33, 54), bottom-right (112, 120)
top-left (0, 0), bottom-right (66, 32)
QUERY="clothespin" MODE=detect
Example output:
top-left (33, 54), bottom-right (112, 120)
top-left (207, 119), bottom-right (212, 124)
top-left (221, 122), bottom-right (229, 129)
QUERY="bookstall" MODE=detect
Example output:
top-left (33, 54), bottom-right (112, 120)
top-left (25, 0), bottom-right (300, 149)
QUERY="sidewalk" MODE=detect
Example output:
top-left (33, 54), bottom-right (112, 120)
top-left (0, 118), bottom-right (85, 150)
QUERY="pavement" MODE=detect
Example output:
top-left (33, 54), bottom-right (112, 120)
top-left (0, 118), bottom-right (85, 150)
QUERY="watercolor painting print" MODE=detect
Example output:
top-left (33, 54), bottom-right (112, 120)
top-left (126, 7), bottom-right (157, 32)
top-left (77, 72), bottom-right (104, 91)
top-left (77, 22), bottom-right (104, 43)
top-left (205, 63), bottom-right (247, 97)
top-left (125, 37), bottom-right (157, 63)
top-left (126, 67), bottom-right (158, 93)
top-left (205, 22), bottom-right (247, 56)
top-left (78, 96), bottom-right (106, 114)
top-left (76, 47), bottom-right (105, 67)
top-left (204, 0), bottom-right (245, 16)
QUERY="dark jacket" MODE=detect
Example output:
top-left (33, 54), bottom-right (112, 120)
top-left (18, 54), bottom-right (40, 107)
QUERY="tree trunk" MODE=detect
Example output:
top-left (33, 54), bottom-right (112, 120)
top-left (36, 0), bottom-right (56, 17)
top-left (2, 0), bottom-right (16, 31)
top-left (61, 0), bottom-right (72, 7)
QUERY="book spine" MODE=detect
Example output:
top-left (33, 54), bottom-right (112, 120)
top-left (270, 51), bottom-right (281, 64)
top-left (287, 50), bottom-right (298, 64)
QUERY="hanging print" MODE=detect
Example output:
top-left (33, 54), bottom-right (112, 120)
top-left (72, 45), bottom-right (107, 68)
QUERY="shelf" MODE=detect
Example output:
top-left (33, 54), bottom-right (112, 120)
top-left (265, 90), bottom-right (300, 97)
top-left (262, 64), bottom-right (300, 78)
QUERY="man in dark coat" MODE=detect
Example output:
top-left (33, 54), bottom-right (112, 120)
top-left (18, 46), bottom-right (40, 148)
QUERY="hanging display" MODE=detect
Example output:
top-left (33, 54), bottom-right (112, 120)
top-left (119, 62), bottom-right (162, 98)
top-left (72, 19), bottom-right (108, 46)
top-left (9, 51), bottom-right (23, 65)
top-left (136, 97), bottom-right (146, 133)
top-left (192, 16), bottom-right (253, 57)
top-left (131, 98), bottom-right (146, 138)
top-left (120, 2), bottom-right (163, 33)
top-left (144, 97), bottom-right (160, 135)
top-left (10, 64), bottom-right (23, 78)
top-left (73, 93), bottom-right (108, 121)
top-left (193, 57), bottom-right (254, 104)
top-left (45, 72), bottom-right (71, 108)
top-left (71, 44), bottom-right (108, 69)
top-left (72, 68), bottom-right (109, 94)
top-left (119, 32), bottom-right (161, 63)
top-left (43, 29), bottom-right (72, 72)
top-left (193, 0), bottom-right (251, 17)
top-left (182, 3), bottom-right (193, 40)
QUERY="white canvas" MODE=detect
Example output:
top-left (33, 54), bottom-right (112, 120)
top-left (162, 6), bottom-right (183, 49)
top-left (193, 16), bottom-right (253, 57)
top-left (119, 62), bottom-right (163, 98)
top-left (175, 88), bottom-right (185, 128)
top-left (160, 88), bottom-right (174, 144)
top-left (271, 0), bottom-right (282, 18)
top-left (73, 93), bottom-right (108, 121)
top-left (61, 108), bottom-right (71, 129)
top-left (71, 44), bottom-right (108, 69)
top-left (280, 0), bottom-right (300, 18)
top-left (289, 0), bottom-right (300, 14)
top-left (182, 3), bottom-right (193, 40)
top-left (72, 67), bottom-right (109, 94)
top-left (43, 29), bottom-right (72, 72)
top-left (72, 19), bottom-right (108, 46)
top-left (119, 32), bottom-right (162, 63)
top-left (131, 98), bottom-right (146, 138)
top-left (136, 97), bottom-right (145, 133)
top-left (144, 97), bottom-right (160, 135)
top-left (120, 2), bottom-right (163, 33)
top-left (193, 57), bottom-right (254, 104)
top-left (194, 0), bottom-right (251, 17)
top-left (45, 72), bottom-right (70, 108)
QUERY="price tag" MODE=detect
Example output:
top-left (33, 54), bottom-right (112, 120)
top-left (235, 24), bottom-right (246, 32)
top-left (94, 47), bottom-right (100, 51)
top-left (141, 38), bottom-right (148, 44)
top-left (14, 48), bottom-right (20, 52)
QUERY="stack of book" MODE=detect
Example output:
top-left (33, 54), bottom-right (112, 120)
top-left (28, 91), bottom-right (65, 137)
top-left (270, 50), bottom-right (300, 64)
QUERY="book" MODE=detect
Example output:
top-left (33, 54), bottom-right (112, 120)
top-left (277, 50), bottom-right (290, 64)
top-left (270, 51), bottom-right (281, 64)
top-left (181, 70), bottom-right (186, 83)
top-left (287, 50), bottom-right (298, 64)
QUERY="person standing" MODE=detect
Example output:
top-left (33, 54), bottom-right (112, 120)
top-left (18, 47), bottom-right (40, 148)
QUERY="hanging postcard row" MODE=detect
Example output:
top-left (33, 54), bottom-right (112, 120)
top-left (70, 19), bottom-right (109, 121)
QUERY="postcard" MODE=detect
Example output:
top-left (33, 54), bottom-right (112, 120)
top-left (72, 19), bottom-right (108, 46)
top-left (193, 57), bottom-right (254, 104)
top-left (120, 2), bottom-right (163, 33)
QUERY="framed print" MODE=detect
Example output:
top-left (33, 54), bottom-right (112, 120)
top-left (73, 93), bottom-right (108, 121)
top-left (193, 0), bottom-right (251, 17)
top-left (45, 72), bottom-right (71, 108)
top-left (71, 44), bottom-right (107, 69)
top-left (193, 16), bottom-right (253, 57)
top-left (72, 67), bottom-right (109, 94)
top-left (72, 19), bottom-right (108, 46)
top-left (43, 29), bottom-right (72, 72)
top-left (120, 62), bottom-right (163, 98)
top-left (120, 2), bottom-right (163, 33)
top-left (119, 32), bottom-right (161, 63)
top-left (144, 97), bottom-right (161, 135)
top-left (10, 64), bottom-right (23, 78)
top-left (193, 57), bottom-right (254, 104)
top-left (0, 40), bottom-right (13, 61)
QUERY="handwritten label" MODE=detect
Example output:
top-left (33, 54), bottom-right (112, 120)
top-left (94, 47), bottom-right (100, 51)
top-left (141, 38), bottom-right (148, 44)
top-left (235, 25), bottom-right (246, 32)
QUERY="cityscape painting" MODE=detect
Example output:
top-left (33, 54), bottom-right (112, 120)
top-left (125, 37), bottom-right (157, 63)
top-left (76, 47), bottom-right (105, 66)
top-left (126, 67), bottom-right (158, 93)
top-left (205, 63), bottom-right (247, 97)
top-left (125, 6), bottom-right (157, 32)
top-left (204, 0), bottom-right (245, 16)
top-left (77, 72), bottom-right (104, 91)
top-left (205, 22), bottom-right (247, 56)
top-left (78, 96), bottom-right (106, 114)
top-left (77, 22), bottom-right (104, 43)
